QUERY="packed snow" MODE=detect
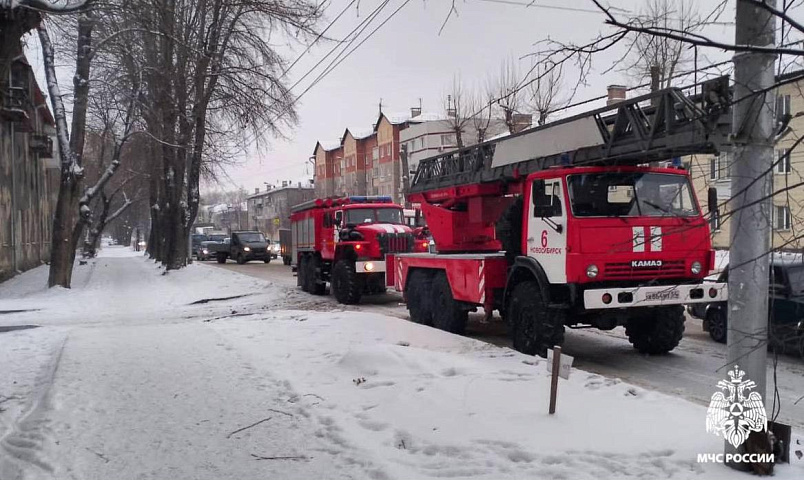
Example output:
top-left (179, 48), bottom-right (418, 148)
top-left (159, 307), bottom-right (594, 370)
top-left (0, 246), bottom-right (802, 480)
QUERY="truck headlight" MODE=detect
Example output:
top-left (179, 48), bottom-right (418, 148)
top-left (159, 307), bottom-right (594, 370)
top-left (202, 249), bottom-right (209, 254)
top-left (586, 264), bottom-right (599, 278)
top-left (364, 262), bottom-right (375, 272)
top-left (691, 261), bottom-right (702, 275)
top-left (243, 246), bottom-right (251, 252)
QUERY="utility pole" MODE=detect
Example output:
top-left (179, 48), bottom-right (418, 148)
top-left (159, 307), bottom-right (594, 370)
top-left (400, 144), bottom-right (411, 207)
top-left (727, 0), bottom-right (776, 468)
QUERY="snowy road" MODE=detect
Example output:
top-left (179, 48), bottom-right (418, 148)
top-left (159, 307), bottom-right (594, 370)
top-left (209, 259), bottom-right (804, 430)
top-left (0, 249), bottom-right (802, 479)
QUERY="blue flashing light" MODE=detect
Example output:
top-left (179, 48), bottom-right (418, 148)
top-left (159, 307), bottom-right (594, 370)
top-left (560, 153), bottom-right (571, 165)
top-left (671, 156), bottom-right (682, 167)
top-left (348, 195), bottom-right (393, 204)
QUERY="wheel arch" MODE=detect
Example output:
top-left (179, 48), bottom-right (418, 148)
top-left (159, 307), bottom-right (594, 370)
top-left (503, 256), bottom-right (550, 311)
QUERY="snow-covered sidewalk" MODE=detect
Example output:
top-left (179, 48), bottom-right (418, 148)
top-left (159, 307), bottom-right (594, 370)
top-left (1, 247), bottom-right (802, 480)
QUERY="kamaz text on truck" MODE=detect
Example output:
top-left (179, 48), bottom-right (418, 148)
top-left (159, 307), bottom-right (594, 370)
top-left (290, 196), bottom-right (429, 304)
top-left (387, 77), bottom-right (732, 357)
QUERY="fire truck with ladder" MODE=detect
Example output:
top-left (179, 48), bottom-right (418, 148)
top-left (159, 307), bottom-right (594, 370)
top-left (290, 196), bottom-right (429, 304)
top-left (385, 77), bottom-right (732, 357)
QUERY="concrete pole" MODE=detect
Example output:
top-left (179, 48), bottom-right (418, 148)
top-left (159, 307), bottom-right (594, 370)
top-left (400, 144), bottom-right (410, 207)
top-left (726, 0), bottom-right (776, 467)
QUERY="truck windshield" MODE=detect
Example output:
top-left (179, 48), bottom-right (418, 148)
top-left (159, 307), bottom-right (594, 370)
top-left (345, 208), bottom-right (403, 225)
top-left (567, 172), bottom-right (699, 218)
top-left (237, 233), bottom-right (265, 242)
top-left (208, 235), bottom-right (226, 242)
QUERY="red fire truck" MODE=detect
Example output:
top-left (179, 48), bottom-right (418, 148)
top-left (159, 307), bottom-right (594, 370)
top-left (290, 196), bottom-right (429, 304)
top-left (387, 78), bottom-right (732, 357)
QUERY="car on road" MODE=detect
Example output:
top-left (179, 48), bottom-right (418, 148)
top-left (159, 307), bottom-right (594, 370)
top-left (688, 256), bottom-right (804, 357)
top-left (269, 240), bottom-right (280, 259)
top-left (191, 234), bottom-right (207, 257)
top-left (211, 231), bottom-right (271, 264)
top-left (197, 233), bottom-right (227, 260)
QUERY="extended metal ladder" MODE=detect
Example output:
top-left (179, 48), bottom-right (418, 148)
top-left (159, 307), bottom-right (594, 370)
top-left (409, 76), bottom-right (732, 194)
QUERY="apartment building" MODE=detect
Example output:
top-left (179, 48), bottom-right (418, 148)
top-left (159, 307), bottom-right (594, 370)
top-left (688, 71), bottom-right (804, 251)
top-left (247, 182), bottom-right (315, 239)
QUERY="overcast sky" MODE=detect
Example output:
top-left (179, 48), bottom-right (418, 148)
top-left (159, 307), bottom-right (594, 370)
top-left (215, 0), bottom-right (746, 195)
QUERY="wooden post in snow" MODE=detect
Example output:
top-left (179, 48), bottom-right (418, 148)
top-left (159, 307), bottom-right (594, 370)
top-left (549, 346), bottom-right (561, 414)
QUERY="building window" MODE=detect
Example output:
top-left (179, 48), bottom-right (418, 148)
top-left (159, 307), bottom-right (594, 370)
top-left (440, 134), bottom-right (457, 147)
top-left (775, 148), bottom-right (791, 174)
top-left (709, 208), bottom-right (721, 232)
top-left (372, 146), bottom-right (379, 161)
top-left (709, 152), bottom-right (732, 181)
top-left (777, 94), bottom-right (791, 118)
top-left (774, 205), bottom-right (791, 231)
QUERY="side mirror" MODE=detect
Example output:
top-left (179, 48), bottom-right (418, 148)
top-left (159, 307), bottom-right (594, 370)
top-left (707, 187), bottom-right (717, 213)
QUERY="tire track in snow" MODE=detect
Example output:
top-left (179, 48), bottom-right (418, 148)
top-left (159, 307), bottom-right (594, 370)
top-left (0, 335), bottom-right (67, 480)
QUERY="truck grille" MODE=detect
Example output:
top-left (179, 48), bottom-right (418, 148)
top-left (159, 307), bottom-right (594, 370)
top-left (378, 233), bottom-right (413, 254)
top-left (603, 260), bottom-right (686, 280)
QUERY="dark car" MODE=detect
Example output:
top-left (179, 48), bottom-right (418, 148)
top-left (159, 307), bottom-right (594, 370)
top-left (197, 233), bottom-right (227, 260)
top-left (213, 231), bottom-right (271, 264)
top-left (191, 234), bottom-right (207, 256)
top-left (691, 257), bottom-right (804, 356)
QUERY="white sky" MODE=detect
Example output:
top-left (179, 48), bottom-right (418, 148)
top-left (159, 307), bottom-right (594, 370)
top-left (221, 0), bottom-right (742, 194)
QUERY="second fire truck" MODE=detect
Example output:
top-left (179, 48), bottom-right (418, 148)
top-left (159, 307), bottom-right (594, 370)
top-left (387, 77), bottom-right (733, 357)
top-left (290, 196), bottom-right (428, 304)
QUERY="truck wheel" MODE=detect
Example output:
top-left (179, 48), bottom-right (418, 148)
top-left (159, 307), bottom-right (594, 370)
top-left (298, 256), bottom-right (309, 292)
top-left (707, 309), bottom-right (727, 344)
top-left (216, 254), bottom-right (226, 264)
top-left (237, 254), bottom-right (246, 265)
top-left (406, 269), bottom-right (434, 326)
top-left (495, 197), bottom-right (523, 264)
top-left (430, 273), bottom-right (468, 334)
top-left (625, 306), bottom-right (686, 354)
top-left (307, 256), bottom-right (326, 295)
top-left (332, 260), bottom-right (362, 304)
top-left (508, 281), bottom-right (565, 357)
top-left (264, 257), bottom-right (271, 264)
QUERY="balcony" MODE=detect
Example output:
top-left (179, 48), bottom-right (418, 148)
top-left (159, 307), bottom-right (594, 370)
top-left (0, 87), bottom-right (29, 122)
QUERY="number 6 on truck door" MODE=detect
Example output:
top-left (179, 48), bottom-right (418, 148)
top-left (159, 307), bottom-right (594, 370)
top-left (527, 178), bottom-right (568, 283)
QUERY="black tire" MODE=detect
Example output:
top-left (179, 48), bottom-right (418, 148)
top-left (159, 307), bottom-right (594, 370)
top-left (283, 256), bottom-right (291, 266)
top-left (406, 269), bottom-right (434, 326)
top-left (236, 253), bottom-right (246, 265)
top-left (707, 309), bottom-right (727, 344)
top-left (626, 306), bottom-right (686, 354)
top-left (496, 197), bottom-right (523, 264)
top-left (298, 256), bottom-right (309, 292)
top-left (216, 254), bottom-right (226, 264)
top-left (430, 273), bottom-right (468, 334)
top-left (307, 256), bottom-right (326, 295)
top-left (332, 260), bottom-right (362, 304)
top-left (507, 281), bottom-right (565, 357)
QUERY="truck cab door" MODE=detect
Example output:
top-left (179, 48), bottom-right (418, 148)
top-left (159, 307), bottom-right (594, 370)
top-left (526, 178), bottom-right (568, 284)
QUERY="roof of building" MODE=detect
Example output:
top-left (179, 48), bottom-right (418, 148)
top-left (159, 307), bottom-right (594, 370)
top-left (247, 183), bottom-right (314, 200)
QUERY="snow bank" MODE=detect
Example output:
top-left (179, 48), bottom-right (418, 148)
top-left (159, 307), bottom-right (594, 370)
top-left (212, 311), bottom-right (804, 480)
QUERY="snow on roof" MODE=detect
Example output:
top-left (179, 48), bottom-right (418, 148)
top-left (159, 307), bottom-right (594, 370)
top-left (351, 128), bottom-right (375, 140)
top-left (321, 140), bottom-right (341, 151)
top-left (387, 111), bottom-right (449, 124)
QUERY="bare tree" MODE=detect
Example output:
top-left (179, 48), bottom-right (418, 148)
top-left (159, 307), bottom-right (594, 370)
top-left (490, 57), bottom-right (524, 134)
top-left (443, 75), bottom-right (473, 149)
top-left (527, 59), bottom-right (566, 126)
top-left (469, 85), bottom-right (495, 143)
top-left (620, 0), bottom-right (703, 89)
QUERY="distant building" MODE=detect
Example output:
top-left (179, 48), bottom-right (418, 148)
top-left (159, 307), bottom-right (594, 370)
top-left (688, 70), bottom-right (804, 252)
top-left (247, 182), bottom-right (315, 239)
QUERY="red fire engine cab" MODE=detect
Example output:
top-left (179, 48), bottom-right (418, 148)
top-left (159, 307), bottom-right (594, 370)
top-left (388, 78), bottom-right (732, 357)
top-left (290, 196), bottom-right (428, 304)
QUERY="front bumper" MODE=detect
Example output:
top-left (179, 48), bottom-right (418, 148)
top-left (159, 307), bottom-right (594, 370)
top-left (583, 282), bottom-right (728, 310)
top-left (355, 260), bottom-right (386, 274)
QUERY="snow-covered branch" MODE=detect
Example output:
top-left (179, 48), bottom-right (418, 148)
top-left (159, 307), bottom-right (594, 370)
top-left (3, 0), bottom-right (91, 13)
